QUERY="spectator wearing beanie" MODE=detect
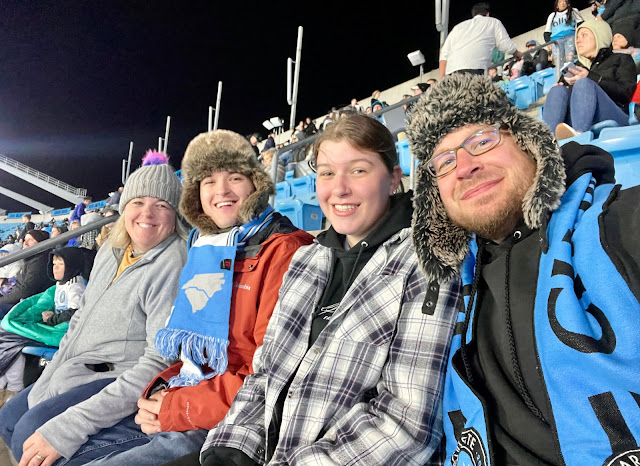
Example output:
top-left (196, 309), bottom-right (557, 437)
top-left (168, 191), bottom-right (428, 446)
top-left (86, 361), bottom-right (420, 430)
top-left (0, 151), bottom-right (188, 466)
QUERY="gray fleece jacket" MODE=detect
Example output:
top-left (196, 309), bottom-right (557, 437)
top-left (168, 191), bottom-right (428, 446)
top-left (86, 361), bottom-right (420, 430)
top-left (27, 233), bottom-right (187, 459)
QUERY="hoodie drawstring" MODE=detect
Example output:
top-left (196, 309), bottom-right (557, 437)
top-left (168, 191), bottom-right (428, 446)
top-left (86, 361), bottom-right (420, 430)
top-left (504, 239), bottom-right (546, 423)
top-left (345, 241), bottom-right (368, 289)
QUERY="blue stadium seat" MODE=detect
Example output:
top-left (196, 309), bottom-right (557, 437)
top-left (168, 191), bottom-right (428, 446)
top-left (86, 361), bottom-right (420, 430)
top-left (275, 199), bottom-right (324, 231)
top-left (598, 124), bottom-right (640, 141)
top-left (22, 346), bottom-right (58, 362)
top-left (629, 103), bottom-right (638, 126)
top-left (530, 67), bottom-right (556, 96)
top-left (295, 192), bottom-right (320, 206)
top-left (558, 131), bottom-right (594, 146)
top-left (591, 129), bottom-right (640, 188)
top-left (590, 120), bottom-right (620, 138)
top-left (290, 174), bottom-right (316, 197)
top-left (285, 170), bottom-right (294, 180)
top-left (275, 181), bottom-right (292, 201)
top-left (397, 139), bottom-right (417, 175)
top-left (506, 76), bottom-right (540, 110)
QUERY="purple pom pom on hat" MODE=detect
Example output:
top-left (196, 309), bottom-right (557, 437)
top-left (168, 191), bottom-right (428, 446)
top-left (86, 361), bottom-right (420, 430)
top-left (119, 150), bottom-right (182, 214)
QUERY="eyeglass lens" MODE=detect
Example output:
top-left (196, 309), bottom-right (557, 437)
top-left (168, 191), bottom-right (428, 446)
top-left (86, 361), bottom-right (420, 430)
top-left (428, 126), bottom-right (500, 176)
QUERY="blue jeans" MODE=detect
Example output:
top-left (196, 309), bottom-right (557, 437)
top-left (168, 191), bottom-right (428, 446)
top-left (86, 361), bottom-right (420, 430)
top-left (0, 378), bottom-right (114, 463)
top-left (75, 423), bottom-right (208, 466)
top-left (543, 77), bottom-right (630, 133)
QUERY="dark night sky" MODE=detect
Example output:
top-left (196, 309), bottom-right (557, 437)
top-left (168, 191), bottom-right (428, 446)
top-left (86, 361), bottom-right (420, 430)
top-left (0, 1), bottom-right (590, 213)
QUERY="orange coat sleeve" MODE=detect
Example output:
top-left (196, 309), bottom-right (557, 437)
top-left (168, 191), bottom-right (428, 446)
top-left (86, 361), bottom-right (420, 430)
top-left (156, 231), bottom-right (313, 432)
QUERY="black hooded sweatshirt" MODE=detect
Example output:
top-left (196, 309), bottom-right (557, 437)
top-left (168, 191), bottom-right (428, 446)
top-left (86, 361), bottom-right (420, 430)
top-left (462, 143), bottom-right (639, 465)
top-left (309, 190), bottom-right (413, 345)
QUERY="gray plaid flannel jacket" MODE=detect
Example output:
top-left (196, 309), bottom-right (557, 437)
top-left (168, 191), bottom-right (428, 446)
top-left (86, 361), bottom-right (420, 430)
top-left (202, 227), bottom-right (461, 465)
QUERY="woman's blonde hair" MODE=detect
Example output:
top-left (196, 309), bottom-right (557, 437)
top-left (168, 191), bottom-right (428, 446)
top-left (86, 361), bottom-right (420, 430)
top-left (107, 208), bottom-right (189, 251)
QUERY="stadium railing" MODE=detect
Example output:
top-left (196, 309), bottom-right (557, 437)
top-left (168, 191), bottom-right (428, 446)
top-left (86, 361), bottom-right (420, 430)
top-left (0, 213), bottom-right (120, 269)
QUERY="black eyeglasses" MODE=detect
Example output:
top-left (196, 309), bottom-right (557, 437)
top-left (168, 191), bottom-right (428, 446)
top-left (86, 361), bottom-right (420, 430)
top-left (427, 124), bottom-right (502, 177)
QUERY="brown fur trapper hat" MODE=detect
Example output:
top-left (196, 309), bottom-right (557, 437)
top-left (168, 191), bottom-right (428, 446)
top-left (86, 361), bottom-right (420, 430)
top-left (406, 74), bottom-right (566, 283)
top-left (180, 130), bottom-right (275, 234)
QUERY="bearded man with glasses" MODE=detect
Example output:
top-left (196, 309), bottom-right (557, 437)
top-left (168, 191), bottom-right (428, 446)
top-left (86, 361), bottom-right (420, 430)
top-left (408, 73), bottom-right (640, 466)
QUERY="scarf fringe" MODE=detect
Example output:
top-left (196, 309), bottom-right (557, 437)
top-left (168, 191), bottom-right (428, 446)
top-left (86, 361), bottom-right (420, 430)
top-left (155, 327), bottom-right (229, 373)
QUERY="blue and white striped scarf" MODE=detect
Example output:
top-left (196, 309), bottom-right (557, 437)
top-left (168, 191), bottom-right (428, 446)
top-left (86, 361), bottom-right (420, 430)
top-left (155, 206), bottom-right (274, 387)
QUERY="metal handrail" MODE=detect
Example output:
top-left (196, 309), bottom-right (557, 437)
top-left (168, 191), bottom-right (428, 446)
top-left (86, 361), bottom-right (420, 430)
top-left (0, 153), bottom-right (87, 197)
top-left (493, 39), bottom-right (565, 82)
top-left (0, 214), bottom-right (118, 268)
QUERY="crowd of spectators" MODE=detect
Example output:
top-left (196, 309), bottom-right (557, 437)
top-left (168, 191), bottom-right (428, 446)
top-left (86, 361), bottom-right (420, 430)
top-left (0, 3), bottom-right (639, 465)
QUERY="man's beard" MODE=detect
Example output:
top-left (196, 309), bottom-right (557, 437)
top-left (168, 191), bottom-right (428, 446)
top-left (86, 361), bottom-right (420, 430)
top-left (446, 169), bottom-right (534, 243)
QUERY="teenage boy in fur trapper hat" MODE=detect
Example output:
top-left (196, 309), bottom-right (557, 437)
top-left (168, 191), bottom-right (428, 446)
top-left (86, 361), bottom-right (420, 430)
top-left (407, 73), bottom-right (640, 465)
top-left (70, 129), bottom-right (313, 465)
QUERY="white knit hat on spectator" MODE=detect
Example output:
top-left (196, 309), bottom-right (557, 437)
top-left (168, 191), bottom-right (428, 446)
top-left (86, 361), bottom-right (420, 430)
top-left (119, 151), bottom-right (182, 214)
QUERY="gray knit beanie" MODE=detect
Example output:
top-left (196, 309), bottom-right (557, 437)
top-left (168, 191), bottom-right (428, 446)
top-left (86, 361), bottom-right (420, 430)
top-left (180, 130), bottom-right (275, 235)
top-left (406, 73), bottom-right (566, 283)
top-left (119, 151), bottom-right (182, 214)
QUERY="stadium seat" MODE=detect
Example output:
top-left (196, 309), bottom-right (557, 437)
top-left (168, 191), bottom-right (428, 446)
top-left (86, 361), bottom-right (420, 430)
top-left (598, 124), bottom-right (640, 141)
top-left (290, 174), bottom-right (316, 197)
top-left (591, 129), bottom-right (640, 188)
top-left (22, 346), bottom-right (58, 362)
top-left (506, 76), bottom-right (540, 110)
top-left (275, 181), bottom-right (292, 201)
top-left (285, 170), bottom-right (294, 180)
top-left (559, 131), bottom-right (594, 146)
top-left (530, 67), bottom-right (557, 96)
top-left (295, 192), bottom-right (320, 206)
top-left (397, 139), bottom-right (417, 176)
top-left (629, 103), bottom-right (638, 126)
top-left (590, 120), bottom-right (620, 138)
top-left (275, 199), bottom-right (324, 231)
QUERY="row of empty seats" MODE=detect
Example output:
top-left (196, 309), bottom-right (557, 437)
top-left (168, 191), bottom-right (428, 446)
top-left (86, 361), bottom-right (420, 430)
top-left (274, 173), bottom-right (324, 231)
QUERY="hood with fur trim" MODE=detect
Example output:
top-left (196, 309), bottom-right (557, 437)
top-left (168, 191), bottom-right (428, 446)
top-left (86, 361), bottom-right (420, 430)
top-left (180, 130), bottom-right (275, 235)
top-left (406, 74), bottom-right (566, 283)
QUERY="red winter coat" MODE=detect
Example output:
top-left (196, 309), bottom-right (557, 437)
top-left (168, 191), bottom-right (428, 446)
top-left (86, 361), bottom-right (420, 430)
top-left (143, 222), bottom-right (313, 432)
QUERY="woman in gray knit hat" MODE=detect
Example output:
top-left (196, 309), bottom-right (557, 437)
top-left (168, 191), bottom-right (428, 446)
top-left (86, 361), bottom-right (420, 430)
top-left (0, 151), bottom-right (188, 466)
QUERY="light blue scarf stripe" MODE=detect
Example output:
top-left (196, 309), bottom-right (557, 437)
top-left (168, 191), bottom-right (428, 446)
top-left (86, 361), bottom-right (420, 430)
top-left (155, 206), bottom-right (274, 388)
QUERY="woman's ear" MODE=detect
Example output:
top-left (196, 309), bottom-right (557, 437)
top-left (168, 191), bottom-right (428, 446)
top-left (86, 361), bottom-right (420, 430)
top-left (390, 165), bottom-right (403, 194)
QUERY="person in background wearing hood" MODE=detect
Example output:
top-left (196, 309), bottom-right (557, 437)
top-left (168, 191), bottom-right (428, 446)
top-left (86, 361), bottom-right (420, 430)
top-left (0, 230), bottom-right (54, 318)
top-left (57, 130), bottom-right (313, 465)
top-left (0, 152), bottom-right (187, 466)
top-left (611, 14), bottom-right (640, 58)
top-left (178, 114), bottom-right (462, 466)
top-left (0, 244), bottom-right (23, 297)
top-left (407, 73), bottom-right (640, 465)
top-left (542, 19), bottom-right (636, 140)
top-left (0, 247), bottom-right (95, 407)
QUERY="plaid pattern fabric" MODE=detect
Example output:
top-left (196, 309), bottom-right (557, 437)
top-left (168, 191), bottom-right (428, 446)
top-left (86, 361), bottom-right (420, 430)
top-left (202, 228), bottom-right (461, 465)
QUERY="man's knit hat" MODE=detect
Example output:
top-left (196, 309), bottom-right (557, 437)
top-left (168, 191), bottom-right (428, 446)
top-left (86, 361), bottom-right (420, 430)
top-left (119, 151), bottom-right (182, 214)
top-left (406, 73), bottom-right (566, 283)
top-left (180, 129), bottom-right (275, 235)
top-left (25, 229), bottom-right (50, 244)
